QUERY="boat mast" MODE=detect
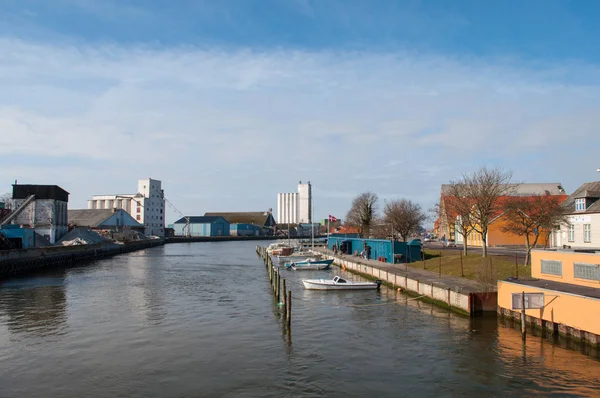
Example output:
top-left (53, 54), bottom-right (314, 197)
top-left (311, 196), bottom-right (314, 249)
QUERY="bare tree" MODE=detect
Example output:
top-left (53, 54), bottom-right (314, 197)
top-left (383, 199), bottom-right (427, 242)
top-left (345, 192), bottom-right (378, 237)
top-left (0, 192), bottom-right (11, 210)
top-left (501, 195), bottom-right (568, 266)
top-left (450, 166), bottom-right (516, 257)
top-left (443, 184), bottom-right (476, 255)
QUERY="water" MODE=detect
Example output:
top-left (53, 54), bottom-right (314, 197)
top-left (1, 241), bottom-right (599, 397)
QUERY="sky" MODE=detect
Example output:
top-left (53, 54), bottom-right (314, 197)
top-left (1, 0), bottom-right (599, 225)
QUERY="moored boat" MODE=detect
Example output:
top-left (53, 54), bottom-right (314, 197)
top-left (302, 275), bottom-right (381, 290)
top-left (284, 258), bottom-right (333, 270)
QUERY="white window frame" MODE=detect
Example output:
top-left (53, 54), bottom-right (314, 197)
top-left (584, 224), bottom-right (591, 243)
top-left (575, 198), bottom-right (586, 211)
top-left (568, 224), bottom-right (575, 242)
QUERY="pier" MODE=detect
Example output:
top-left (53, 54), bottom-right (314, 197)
top-left (315, 248), bottom-right (497, 316)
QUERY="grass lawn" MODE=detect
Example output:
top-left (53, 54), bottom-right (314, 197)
top-left (407, 249), bottom-right (532, 284)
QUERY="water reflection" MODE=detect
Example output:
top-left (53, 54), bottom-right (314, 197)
top-left (125, 248), bottom-right (167, 325)
top-left (496, 325), bottom-right (600, 397)
top-left (0, 270), bottom-right (68, 338)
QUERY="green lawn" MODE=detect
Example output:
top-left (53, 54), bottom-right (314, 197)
top-left (408, 249), bottom-right (532, 284)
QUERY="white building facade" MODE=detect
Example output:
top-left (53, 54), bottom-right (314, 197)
top-left (552, 181), bottom-right (600, 250)
top-left (88, 178), bottom-right (165, 237)
top-left (277, 181), bottom-right (312, 224)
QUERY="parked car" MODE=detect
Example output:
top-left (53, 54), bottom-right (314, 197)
top-left (445, 239), bottom-right (456, 247)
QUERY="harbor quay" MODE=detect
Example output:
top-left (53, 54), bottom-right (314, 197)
top-left (314, 247), bottom-right (497, 317)
top-left (0, 238), bottom-right (165, 279)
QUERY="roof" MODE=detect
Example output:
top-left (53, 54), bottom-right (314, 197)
top-left (503, 277), bottom-right (600, 300)
top-left (331, 225), bottom-right (361, 234)
top-left (441, 183), bottom-right (566, 197)
top-left (561, 181), bottom-right (600, 214)
top-left (12, 184), bottom-right (70, 202)
top-left (489, 194), bottom-right (569, 223)
top-left (174, 216), bottom-right (228, 224)
top-left (204, 212), bottom-right (275, 226)
top-left (68, 209), bottom-right (115, 227)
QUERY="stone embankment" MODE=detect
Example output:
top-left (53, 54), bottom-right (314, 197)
top-left (0, 239), bottom-right (164, 279)
top-left (315, 248), bottom-right (498, 316)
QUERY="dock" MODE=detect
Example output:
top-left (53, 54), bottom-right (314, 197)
top-left (314, 248), bottom-right (497, 316)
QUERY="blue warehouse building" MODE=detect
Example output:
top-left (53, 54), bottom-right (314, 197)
top-left (327, 237), bottom-right (422, 263)
top-left (174, 216), bottom-right (230, 237)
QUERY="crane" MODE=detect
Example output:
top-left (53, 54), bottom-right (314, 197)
top-left (147, 185), bottom-right (191, 237)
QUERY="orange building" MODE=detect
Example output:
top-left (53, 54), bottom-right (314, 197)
top-left (466, 194), bottom-right (568, 247)
top-left (497, 249), bottom-right (600, 345)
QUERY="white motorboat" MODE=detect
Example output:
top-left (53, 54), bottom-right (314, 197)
top-left (302, 275), bottom-right (381, 290)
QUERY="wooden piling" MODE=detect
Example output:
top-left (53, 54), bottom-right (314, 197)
top-left (460, 251), bottom-right (464, 277)
top-left (276, 270), bottom-right (280, 301)
top-left (521, 291), bottom-right (526, 341)
top-left (282, 279), bottom-right (286, 305)
top-left (286, 290), bottom-right (292, 327)
top-left (439, 251), bottom-right (442, 278)
top-left (515, 254), bottom-right (519, 279)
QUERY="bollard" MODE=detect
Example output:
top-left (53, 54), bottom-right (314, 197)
top-left (521, 291), bottom-right (526, 341)
top-left (439, 251), bottom-right (442, 278)
top-left (515, 254), bottom-right (519, 279)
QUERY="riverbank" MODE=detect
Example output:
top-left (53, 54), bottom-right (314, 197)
top-left (0, 239), bottom-right (164, 279)
top-left (315, 248), bottom-right (498, 316)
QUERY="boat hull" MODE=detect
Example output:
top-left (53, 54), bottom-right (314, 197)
top-left (285, 259), bottom-right (333, 270)
top-left (286, 263), bottom-right (332, 270)
top-left (302, 279), bottom-right (380, 290)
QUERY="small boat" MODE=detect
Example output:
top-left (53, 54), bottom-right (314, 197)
top-left (302, 275), bottom-right (381, 290)
top-left (277, 251), bottom-right (317, 263)
top-left (284, 258), bottom-right (334, 270)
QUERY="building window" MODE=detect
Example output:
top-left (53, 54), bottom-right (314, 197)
top-left (568, 224), bottom-right (575, 242)
top-left (575, 198), bottom-right (586, 211)
top-left (574, 263), bottom-right (599, 281)
top-left (137, 208), bottom-right (141, 213)
top-left (584, 224), bottom-right (591, 242)
top-left (136, 215), bottom-right (141, 221)
top-left (541, 259), bottom-right (562, 276)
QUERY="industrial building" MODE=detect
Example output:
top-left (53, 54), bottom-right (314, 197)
top-left (87, 178), bottom-right (165, 237)
top-left (173, 216), bottom-right (230, 237)
top-left (1, 184), bottom-right (70, 244)
top-left (68, 209), bottom-right (144, 232)
top-left (204, 211), bottom-right (276, 236)
top-left (277, 181), bottom-right (312, 224)
top-left (230, 224), bottom-right (261, 236)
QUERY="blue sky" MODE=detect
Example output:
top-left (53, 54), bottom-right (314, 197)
top-left (1, 0), bottom-right (599, 224)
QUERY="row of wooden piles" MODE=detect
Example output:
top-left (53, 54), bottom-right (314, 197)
top-left (256, 246), bottom-right (291, 329)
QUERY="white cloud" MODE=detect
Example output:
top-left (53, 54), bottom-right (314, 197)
top-left (0, 38), bottom-right (599, 222)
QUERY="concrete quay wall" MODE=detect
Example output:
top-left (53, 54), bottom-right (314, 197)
top-left (322, 253), bottom-right (497, 316)
top-left (0, 239), bottom-right (164, 279)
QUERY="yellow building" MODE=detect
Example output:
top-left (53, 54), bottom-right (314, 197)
top-left (497, 249), bottom-right (600, 345)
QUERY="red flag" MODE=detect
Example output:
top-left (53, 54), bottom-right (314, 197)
top-left (328, 215), bottom-right (338, 222)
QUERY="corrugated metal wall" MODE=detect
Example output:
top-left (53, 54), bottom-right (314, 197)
top-left (328, 237), bottom-right (422, 263)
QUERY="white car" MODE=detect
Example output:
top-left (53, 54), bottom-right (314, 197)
top-left (445, 240), bottom-right (456, 247)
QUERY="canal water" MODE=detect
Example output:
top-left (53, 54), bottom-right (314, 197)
top-left (1, 241), bottom-right (599, 397)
